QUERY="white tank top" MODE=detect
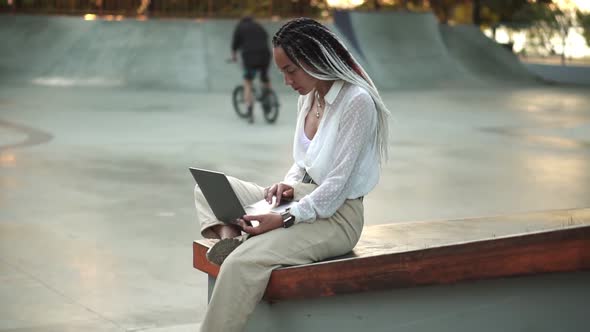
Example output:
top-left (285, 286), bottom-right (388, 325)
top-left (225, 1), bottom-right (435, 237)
top-left (299, 127), bottom-right (312, 153)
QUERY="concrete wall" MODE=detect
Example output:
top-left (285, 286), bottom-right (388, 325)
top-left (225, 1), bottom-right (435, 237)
top-left (210, 271), bottom-right (590, 332)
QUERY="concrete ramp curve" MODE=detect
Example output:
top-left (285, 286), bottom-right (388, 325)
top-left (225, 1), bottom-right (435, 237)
top-left (345, 12), bottom-right (481, 89)
top-left (0, 15), bottom-right (290, 92)
top-left (439, 24), bottom-right (540, 84)
top-left (1, 13), bottom-right (542, 92)
top-left (335, 11), bottom-right (541, 89)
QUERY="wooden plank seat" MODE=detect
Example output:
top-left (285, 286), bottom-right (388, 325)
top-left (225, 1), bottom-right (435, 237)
top-left (193, 208), bottom-right (590, 302)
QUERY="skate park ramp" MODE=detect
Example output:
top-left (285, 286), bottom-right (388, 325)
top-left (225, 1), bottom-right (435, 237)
top-left (332, 11), bottom-right (367, 66)
top-left (343, 11), bottom-right (479, 90)
top-left (335, 11), bottom-right (541, 89)
top-left (439, 24), bottom-right (540, 84)
top-left (0, 15), bottom-right (290, 92)
top-left (1, 15), bottom-right (207, 90)
top-left (1, 12), bottom-right (541, 92)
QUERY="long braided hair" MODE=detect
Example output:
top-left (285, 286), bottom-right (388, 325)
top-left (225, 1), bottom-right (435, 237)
top-left (272, 17), bottom-right (390, 162)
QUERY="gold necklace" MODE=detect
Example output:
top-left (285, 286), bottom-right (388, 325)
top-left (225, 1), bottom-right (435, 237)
top-left (314, 90), bottom-right (322, 118)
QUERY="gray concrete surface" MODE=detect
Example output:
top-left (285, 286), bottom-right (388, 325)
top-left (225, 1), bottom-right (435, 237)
top-left (525, 63), bottom-right (590, 85)
top-left (337, 12), bottom-right (541, 89)
top-left (349, 12), bottom-right (478, 90)
top-left (238, 272), bottom-right (590, 332)
top-left (439, 24), bottom-right (540, 84)
top-left (2, 83), bottom-right (590, 332)
top-left (0, 16), bottom-right (289, 93)
top-left (1, 14), bottom-right (590, 332)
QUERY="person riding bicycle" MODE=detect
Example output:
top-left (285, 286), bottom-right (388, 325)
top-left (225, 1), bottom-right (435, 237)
top-left (231, 15), bottom-right (272, 124)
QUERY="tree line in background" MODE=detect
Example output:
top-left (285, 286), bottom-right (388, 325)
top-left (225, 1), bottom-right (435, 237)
top-left (1, 0), bottom-right (588, 30)
top-left (1, 0), bottom-right (588, 61)
top-left (511, 0), bottom-right (590, 63)
top-left (361, 0), bottom-right (590, 62)
top-left (0, 0), bottom-right (323, 17)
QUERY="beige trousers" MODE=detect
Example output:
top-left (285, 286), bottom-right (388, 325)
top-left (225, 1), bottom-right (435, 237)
top-left (194, 176), bottom-right (364, 332)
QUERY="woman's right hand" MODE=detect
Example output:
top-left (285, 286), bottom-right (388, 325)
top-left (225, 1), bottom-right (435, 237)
top-left (264, 183), bottom-right (294, 206)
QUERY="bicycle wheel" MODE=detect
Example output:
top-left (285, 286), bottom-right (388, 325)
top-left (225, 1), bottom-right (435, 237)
top-left (232, 86), bottom-right (250, 119)
top-left (261, 89), bottom-right (280, 124)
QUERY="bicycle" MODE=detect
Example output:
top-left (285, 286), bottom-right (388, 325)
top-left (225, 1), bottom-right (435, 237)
top-left (228, 58), bottom-right (280, 124)
top-left (232, 84), bottom-right (280, 124)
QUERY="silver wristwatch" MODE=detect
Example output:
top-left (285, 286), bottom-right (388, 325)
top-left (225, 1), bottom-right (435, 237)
top-left (280, 209), bottom-right (295, 228)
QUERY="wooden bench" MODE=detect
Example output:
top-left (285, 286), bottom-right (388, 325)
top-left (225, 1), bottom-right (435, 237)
top-left (194, 208), bottom-right (590, 332)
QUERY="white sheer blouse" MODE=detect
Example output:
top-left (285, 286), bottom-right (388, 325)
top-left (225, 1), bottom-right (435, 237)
top-left (283, 80), bottom-right (380, 223)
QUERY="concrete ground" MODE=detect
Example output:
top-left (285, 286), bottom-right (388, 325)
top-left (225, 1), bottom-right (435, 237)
top-left (1, 83), bottom-right (589, 331)
top-left (1, 12), bottom-right (590, 332)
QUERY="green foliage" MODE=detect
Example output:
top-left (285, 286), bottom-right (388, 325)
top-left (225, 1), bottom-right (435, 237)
top-left (512, 3), bottom-right (556, 54)
top-left (577, 10), bottom-right (590, 46)
top-left (513, 1), bottom-right (577, 62)
top-left (480, 0), bottom-right (529, 24)
top-left (470, 0), bottom-right (557, 27)
top-left (355, 0), bottom-right (405, 11)
top-left (514, 2), bottom-right (557, 25)
top-left (514, 2), bottom-right (575, 37)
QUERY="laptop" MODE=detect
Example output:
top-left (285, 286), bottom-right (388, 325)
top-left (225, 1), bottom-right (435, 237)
top-left (189, 167), bottom-right (296, 227)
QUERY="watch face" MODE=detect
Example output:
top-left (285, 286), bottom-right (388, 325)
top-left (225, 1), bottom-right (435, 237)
top-left (283, 217), bottom-right (294, 228)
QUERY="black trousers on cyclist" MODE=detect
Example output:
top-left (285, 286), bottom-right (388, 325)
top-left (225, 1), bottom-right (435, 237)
top-left (242, 50), bottom-right (271, 83)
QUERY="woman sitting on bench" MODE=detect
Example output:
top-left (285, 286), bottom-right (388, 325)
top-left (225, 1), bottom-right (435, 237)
top-left (194, 17), bottom-right (391, 332)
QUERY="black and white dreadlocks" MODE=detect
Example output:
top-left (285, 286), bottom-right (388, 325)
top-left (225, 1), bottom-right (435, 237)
top-left (273, 17), bottom-right (390, 162)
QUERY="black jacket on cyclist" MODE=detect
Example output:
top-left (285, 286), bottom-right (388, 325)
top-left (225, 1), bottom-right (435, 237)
top-left (231, 17), bottom-right (271, 68)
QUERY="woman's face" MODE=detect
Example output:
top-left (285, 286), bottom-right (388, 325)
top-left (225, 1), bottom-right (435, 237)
top-left (273, 46), bottom-right (318, 95)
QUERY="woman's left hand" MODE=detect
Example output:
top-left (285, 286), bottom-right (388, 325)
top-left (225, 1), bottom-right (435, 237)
top-left (237, 213), bottom-right (283, 235)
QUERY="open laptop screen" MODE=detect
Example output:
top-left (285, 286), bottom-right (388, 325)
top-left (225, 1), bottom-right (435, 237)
top-left (189, 168), bottom-right (246, 225)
